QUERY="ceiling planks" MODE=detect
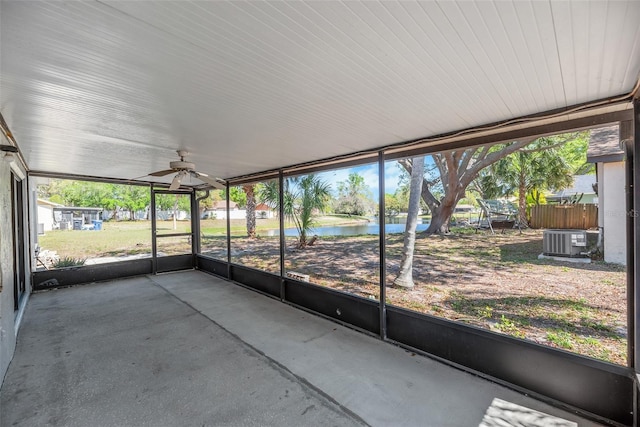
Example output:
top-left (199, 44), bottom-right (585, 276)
top-left (1, 0), bottom-right (639, 183)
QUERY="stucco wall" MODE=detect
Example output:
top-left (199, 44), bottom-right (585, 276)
top-left (0, 157), bottom-right (17, 383)
top-left (602, 162), bottom-right (627, 265)
top-left (0, 147), bottom-right (31, 384)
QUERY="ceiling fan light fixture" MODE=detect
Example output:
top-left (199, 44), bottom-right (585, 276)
top-left (146, 150), bottom-right (224, 190)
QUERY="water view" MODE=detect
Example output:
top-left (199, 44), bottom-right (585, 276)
top-left (266, 217), bottom-right (429, 237)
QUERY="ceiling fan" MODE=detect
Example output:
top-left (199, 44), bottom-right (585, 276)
top-left (149, 150), bottom-right (225, 190)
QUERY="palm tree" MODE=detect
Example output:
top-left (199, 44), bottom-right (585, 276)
top-left (260, 174), bottom-right (331, 248)
top-left (494, 137), bottom-right (575, 225)
top-left (242, 184), bottom-right (257, 238)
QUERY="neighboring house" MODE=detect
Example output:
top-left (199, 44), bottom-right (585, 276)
top-left (202, 201), bottom-right (274, 220)
top-left (587, 125), bottom-right (626, 265)
top-left (546, 175), bottom-right (597, 204)
top-left (36, 198), bottom-right (64, 233)
top-left (255, 203), bottom-right (275, 219)
top-left (202, 201), bottom-right (245, 219)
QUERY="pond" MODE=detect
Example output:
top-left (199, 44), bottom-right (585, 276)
top-left (265, 217), bottom-right (429, 237)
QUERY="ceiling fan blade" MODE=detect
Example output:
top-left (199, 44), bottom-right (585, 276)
top-left (149, 169), bottom-right (175, 177)
top-left (193, 171), bottom-right (226, 189)
top-left (169, 171), bottom-right (186, 190)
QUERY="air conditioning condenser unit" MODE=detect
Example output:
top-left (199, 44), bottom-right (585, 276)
top-left (542, 230), bottom-right (587, 257)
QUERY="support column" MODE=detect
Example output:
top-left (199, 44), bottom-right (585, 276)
top-left (279, 170), bottom-right (285, 301)
top-left (226, 181), bottom-right (231, 279)
top-left (378, 151), bottom-right (387, 339)
top-left (631, 97), bottom-right (640, 427)
top-left (633, 98), bottom-right (640, 370)
top-left (150, 184), bottom-right (157, 275)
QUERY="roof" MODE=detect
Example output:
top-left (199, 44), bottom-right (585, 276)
top-left (53, 207), bottom-right (103, 212)
top-left (37, 198), bottom-right (64, 208)
top-left (2, 1), bottom-right (640, 184)
top-left (547, 175), bottom-right (596, 199)
top-left (587, 125), bottom-right (625, 163)
top-left (255, 203), bottom-right (272, 211)
top-left (209, 201), bottom-right (237, 210)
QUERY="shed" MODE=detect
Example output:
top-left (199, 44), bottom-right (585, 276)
top-left (53, 207), bottom-right (104, 230)
top-left (36, 198), bottom-right (64, 233)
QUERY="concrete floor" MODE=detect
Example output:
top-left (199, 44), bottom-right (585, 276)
top-left (1, 270), bottom-right (602, 426)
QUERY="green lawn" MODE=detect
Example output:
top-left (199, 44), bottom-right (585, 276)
top-left (38, 220), bottom-right (627, 365)
top-left (39, 215), bottom-right (370, 259)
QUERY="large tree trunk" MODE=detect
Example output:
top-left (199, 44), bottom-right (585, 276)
top-left (399, 139), bottom-right (538, 235)
top-left (394, 156), bottom-right (425, 288)
top-left (425, 200), bottom-right (456, 234)
top-left (423, 172), bottom-right (465, 234)
top-left (243, 184), bottom-right (257, 238)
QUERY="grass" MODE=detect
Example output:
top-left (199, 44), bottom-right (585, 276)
top-left (40, 221), bottom-right (154, 259)
top-left (443, 292), bottom-right (625, 363)
top-left (40, 215), bottom-right (370, 260)
top-left (546, 330), bottom-right (574, 349)
top-left (39, 222), bottom-right (628, 365)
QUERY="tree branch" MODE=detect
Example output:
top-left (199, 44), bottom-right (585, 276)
top-left (519, 140), bottom-right (567, 153)
top-left (467, 138), bottom-right (536, 177)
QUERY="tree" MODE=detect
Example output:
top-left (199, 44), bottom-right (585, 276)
top-left (243, 184), bottom-right (257, 238)
top-left (110, 186), bottom-right (149, 220)
top-left (493, 136), bottom-right (575, 225)
top-left (47, 180), bottom-right (119, 213)
top-left (470, 164), bottom-right (508, 200)
top-left (393, 156), bottom-right (425, 288)
top-left (384, 193), bottom-right (402, 218)
top-left (223, 187), bottom-right (247, 208)
top-left (156, 193), bottom-right (190, 229)
top-left (398, 132), bottom-right (583, 234)
top-left (333, 172), bottom-right (375, 216)
top-left (260, 174), bottom-right (331, 248)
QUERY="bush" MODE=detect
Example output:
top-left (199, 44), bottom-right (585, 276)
top-left (53, 256), bottom-right (86, 268)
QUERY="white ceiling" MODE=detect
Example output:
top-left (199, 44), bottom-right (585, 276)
top-left (2, 1), bottom-right (640, 184)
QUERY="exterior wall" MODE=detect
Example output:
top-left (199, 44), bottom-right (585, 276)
top-left (596, 164), bottom-right (605, 231)
top-left (37, 204), bottom-right (54, 232)
top-left (256, 209), bottom-right (275, 219)
top-left (212, 209), bottom-right (246, 220)
top-left (602, 161), bottom-right (626, 265)
top-left (0, 146), bottom-right (32, 384)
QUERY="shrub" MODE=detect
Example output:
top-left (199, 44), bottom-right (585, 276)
top-left (53, 257), bottom-right (86, 268)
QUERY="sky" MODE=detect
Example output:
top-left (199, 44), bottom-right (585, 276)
top-left (316, 161), bottom-right (406, 203)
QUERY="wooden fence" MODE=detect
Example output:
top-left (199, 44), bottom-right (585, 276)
top-left (529, 204), bottom-right (598, 229)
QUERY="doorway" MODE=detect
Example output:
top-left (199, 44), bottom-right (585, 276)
top-left (151, 189), bottom-right (195, 273)
top-left (11, 173), bottom-right (26, 311)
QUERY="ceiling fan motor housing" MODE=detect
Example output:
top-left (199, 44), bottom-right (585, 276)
top-left (169, 160), bottom-right (195, 171)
